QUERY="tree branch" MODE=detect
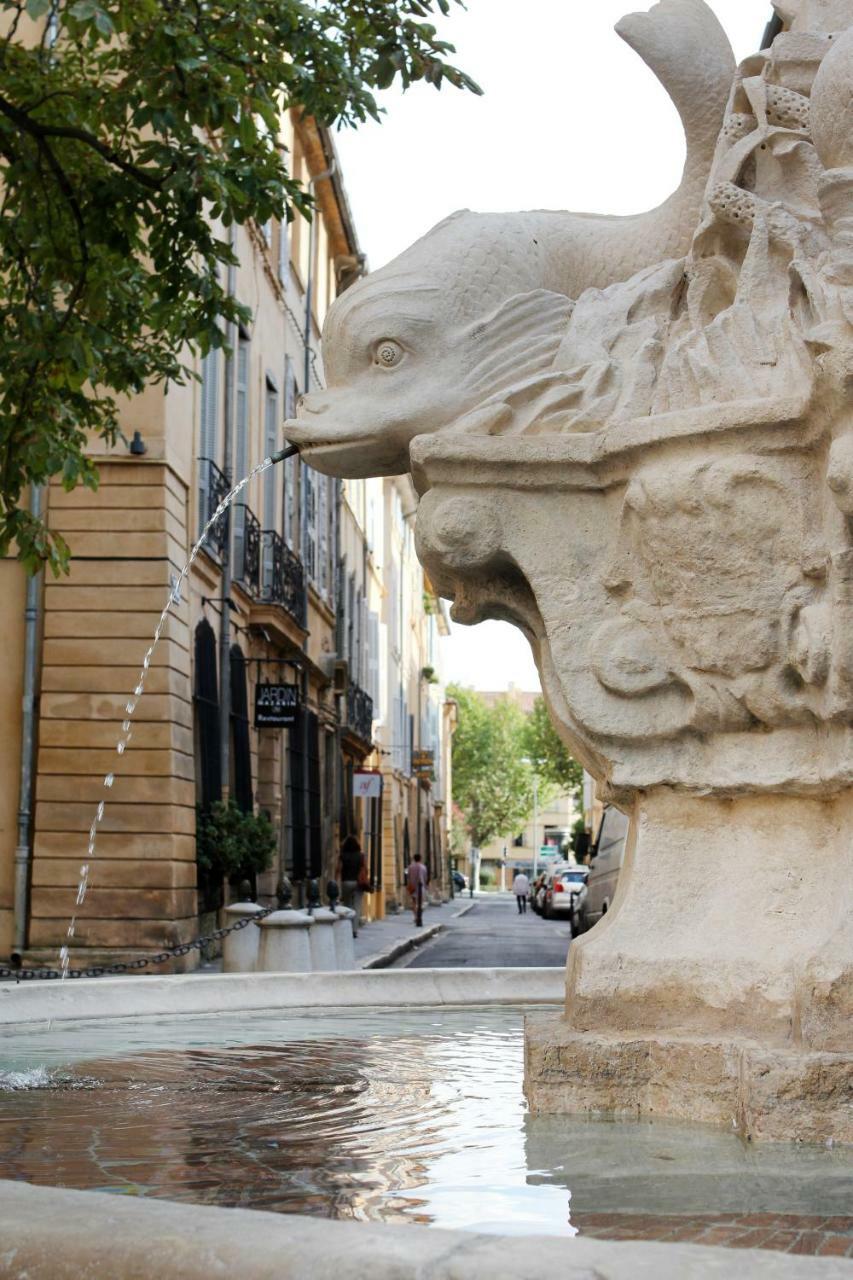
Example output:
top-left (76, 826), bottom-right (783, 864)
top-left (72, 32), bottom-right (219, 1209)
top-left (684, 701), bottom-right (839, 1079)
top-left (0, 93), bottom-right (166, 191)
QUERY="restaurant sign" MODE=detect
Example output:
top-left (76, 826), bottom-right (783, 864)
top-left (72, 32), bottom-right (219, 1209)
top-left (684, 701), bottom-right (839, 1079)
top-left (254, 682), bottom-right (299, 728)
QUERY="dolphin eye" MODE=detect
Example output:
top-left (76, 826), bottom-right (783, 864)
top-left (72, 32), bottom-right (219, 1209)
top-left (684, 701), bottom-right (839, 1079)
top-left (374, 340), bottom-right (403, 369)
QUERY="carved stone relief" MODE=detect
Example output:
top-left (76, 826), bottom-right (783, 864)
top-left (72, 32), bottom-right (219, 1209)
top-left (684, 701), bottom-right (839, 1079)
top-left (288, 0), bottom-right (853, 1137)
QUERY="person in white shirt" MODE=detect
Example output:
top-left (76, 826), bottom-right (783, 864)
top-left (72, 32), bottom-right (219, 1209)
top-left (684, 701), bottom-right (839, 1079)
top-left (512, 869), bottom-right (530, 914)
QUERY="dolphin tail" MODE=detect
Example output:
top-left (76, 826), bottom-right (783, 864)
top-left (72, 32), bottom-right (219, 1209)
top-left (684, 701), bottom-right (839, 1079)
top-left (615, 0), bottom-right (736, 263)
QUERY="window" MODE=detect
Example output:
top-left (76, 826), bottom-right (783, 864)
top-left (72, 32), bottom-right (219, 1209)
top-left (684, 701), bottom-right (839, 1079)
top-left (387, 561), bottom-right (401, 659)
top-left (263, 374), bottom-right (278, 585)
top-left (306, 711), bottom-right (322, 880)
top-left (230, 645), bottom-right (253, 813)
top-left (277, 216), bottom-right (289, 285)
top-left (282, 356), bottom-right (298, 549)
top-left (198, 347), bottom-right (221, 535)
top-left (317, 475), bottom-right (329, 597)
top-left (367, 611), bottom-right (380, 712)
top-left (302, 465), bottom-right (316, 581)
top-left (194, 619), bottom-right (222, 912)
top-left (233, 326), bottom-right (250, 570)
top-left (285, 720), bottom-right (304, 880)
top-left (193, 620), bottom-right (221, 811)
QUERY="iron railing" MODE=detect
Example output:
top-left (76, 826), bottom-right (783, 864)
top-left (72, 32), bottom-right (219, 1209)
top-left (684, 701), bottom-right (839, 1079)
top-left (198, 457), bottom-right (230, 556)
top-left (346, 682), bottom-right (374, 745)
top-left (261, 529), bottom-right (307, 628)
top-left (234, 504), bottom-right (261, 596)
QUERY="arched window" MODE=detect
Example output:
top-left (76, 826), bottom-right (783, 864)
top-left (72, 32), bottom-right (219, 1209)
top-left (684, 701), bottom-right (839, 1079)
top-left (230, 644), bottom-right (253, 813)
top-left (193, 619), bottom-right (220, 811)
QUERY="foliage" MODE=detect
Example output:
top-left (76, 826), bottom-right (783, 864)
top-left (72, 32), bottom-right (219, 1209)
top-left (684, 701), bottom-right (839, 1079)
top-left (521, 695), bottom-right (584, 803)
top-left (448, 683), bottom-right (536, 850)
top-left (0, 0), bottom-right (480, 573)
top-left (196, 800), bottom-right (276, 883)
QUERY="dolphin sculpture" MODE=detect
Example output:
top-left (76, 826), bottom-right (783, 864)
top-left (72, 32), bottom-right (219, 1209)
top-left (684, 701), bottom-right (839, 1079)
top-left (286, 0), bottom-right (736, 477)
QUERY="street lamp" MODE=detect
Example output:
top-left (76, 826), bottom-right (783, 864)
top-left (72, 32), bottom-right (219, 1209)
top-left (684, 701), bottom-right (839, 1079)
top-left (520, 757), bottom-right (541, 882)
top-left (532, 773), bottom-right (540, 882)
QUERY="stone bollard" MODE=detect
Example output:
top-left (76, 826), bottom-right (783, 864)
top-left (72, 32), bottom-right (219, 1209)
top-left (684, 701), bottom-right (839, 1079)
top-left (222, 900), bottom-right (264, 973)
top-left (256, 909), bottom-right (313, 972)
top-left (332, 905), bottom-right (357, 970)
top-left (308, 907), bottom-right (338, 971)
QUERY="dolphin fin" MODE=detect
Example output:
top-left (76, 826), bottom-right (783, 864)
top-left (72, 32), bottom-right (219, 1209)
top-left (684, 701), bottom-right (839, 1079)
top-left (464, 290), bottom-right (574, 401)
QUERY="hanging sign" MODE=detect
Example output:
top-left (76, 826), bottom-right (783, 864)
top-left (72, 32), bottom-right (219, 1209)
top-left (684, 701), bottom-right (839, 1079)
top-left (254, 682), bottom-right (299, 728)
top-left (412, 748), bottom-right (434, 778)
top-left (353, 769), bottom-right (383, 799)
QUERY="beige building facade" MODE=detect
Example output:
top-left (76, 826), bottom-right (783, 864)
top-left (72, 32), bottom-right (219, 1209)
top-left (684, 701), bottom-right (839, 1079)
top-left (0, 110), bottom-right (450, 968)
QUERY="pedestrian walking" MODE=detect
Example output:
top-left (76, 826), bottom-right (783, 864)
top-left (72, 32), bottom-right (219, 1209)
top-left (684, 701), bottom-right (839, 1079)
top-left (336, 835), bottom-right (368, 937)
top-left (406, 852), bottom-right (428, 928)
top-left (512, 868), bottom-right (530, 914)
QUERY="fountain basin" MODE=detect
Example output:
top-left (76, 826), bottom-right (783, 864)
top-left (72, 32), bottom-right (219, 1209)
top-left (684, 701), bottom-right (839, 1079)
top-left (1, 982), bottom-right (851, 1270)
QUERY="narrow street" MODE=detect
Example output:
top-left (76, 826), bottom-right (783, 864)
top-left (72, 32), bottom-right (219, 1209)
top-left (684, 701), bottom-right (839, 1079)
top-left (395, 892), bottom-right (573, 969)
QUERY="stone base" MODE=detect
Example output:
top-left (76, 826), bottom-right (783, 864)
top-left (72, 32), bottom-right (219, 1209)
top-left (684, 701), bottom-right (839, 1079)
top-left (21, 946), bottom-right (200, 975)
top-left (524, 1013), bottom-right (853, 1144)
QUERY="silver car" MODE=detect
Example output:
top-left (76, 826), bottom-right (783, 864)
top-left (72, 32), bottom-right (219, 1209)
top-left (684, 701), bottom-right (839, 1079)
top-left (542, 864), bottom-right (589, 932)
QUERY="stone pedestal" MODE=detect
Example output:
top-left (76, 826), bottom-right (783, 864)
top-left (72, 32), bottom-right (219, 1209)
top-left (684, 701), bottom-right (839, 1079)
top-left (525, 788), bottom-right (853, 1143)
top-left (333, 906), bottom-right (357, 970)
top-left (256, 909), bottom-right (312, 973)
top-left (308, 907), bottom-right (338, 972)
top-left (222, 902), bottom-right (264, 974)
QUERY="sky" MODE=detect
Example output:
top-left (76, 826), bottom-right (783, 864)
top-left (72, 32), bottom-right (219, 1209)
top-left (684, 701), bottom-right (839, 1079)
top-left (335, 0), bottom-right (774, 691)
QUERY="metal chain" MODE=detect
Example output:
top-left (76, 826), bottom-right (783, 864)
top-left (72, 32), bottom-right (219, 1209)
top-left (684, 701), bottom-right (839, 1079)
top-left (0, 905), bottom-right (277, 982)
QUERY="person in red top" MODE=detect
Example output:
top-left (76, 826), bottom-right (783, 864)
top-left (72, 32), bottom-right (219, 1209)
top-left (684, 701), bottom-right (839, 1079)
top-left (406, 851), bottom-right (428, 928)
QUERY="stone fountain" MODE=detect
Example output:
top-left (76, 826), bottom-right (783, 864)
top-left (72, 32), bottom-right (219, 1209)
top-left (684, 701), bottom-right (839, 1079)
top-left (287, 0), bottom-right (853, 1142)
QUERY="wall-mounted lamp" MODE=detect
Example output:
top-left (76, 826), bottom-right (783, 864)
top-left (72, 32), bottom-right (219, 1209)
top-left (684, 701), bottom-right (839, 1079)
top-left (129, 430), bottom-right (147, 456)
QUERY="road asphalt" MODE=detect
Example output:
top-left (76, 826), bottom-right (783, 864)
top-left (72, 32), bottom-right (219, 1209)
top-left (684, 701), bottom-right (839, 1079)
top-left (393, 891), bottom-right (572, 969)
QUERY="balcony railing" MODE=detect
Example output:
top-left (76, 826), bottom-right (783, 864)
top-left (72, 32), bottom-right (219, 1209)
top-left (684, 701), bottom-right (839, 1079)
top-left (260, 529), bottom-right (307, 629)
top-left (233, 504), bottom-right (261, 596)
top-left (346, 682), bottom-right (374, 745)
top-left (198, 457), bottom-right (230, 556)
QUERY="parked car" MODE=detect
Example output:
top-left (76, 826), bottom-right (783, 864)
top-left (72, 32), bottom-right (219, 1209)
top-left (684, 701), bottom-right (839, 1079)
top-left (530, 871), bottom-right (548, 915)
top-left (542, 864), bottom-right (589, 933)
top-left (579, 805), bottom-right (630, 931)
top-left (451, 869), bottom-right (468, 892)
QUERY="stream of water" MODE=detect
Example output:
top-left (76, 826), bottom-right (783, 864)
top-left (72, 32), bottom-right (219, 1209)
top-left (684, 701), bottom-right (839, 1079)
top-left (58, 446), bottom-right (298, 977)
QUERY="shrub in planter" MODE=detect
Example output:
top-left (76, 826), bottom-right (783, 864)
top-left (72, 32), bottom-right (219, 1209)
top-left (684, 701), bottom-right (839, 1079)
top-left (196, 800), bottom-right (276, 888)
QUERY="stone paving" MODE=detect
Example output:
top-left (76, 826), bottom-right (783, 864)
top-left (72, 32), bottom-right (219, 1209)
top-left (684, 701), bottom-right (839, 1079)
top-left (396, 892), bottom-right (572, 969)
top-left (572, 1213), bottom-right (853, 1258)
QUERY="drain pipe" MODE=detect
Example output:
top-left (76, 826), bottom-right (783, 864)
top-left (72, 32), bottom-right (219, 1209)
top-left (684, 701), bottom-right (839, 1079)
top-left (219, 225), bottom-right (237, 797)
top-left (12, 485), bottom-right (43, 957)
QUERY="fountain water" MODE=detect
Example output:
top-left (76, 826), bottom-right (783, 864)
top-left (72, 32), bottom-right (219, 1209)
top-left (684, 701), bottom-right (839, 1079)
top-left (58, 444), bottom-right (299, 978)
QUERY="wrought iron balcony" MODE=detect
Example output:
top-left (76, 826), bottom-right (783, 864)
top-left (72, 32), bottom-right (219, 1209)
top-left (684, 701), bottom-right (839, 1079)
top-left (233, 504), bottom-right (261, 596)
top-left (198, 457), bottom-right (230, 556)
top-left (260, 529), bottom-right (307, 629)
top-left (346, 682), bottom-right (374, 745)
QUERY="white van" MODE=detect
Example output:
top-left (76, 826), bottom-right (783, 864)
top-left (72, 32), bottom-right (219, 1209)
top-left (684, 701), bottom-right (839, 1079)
top-left (582, 805), bottom-right (630, 928)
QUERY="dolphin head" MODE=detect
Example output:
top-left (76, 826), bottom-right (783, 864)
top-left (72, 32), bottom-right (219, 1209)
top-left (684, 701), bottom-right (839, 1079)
top-left (285, 211), bottom-right (572, 478)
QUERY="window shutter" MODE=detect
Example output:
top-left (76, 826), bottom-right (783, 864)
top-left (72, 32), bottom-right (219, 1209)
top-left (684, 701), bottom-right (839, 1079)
top-left (368, 611), bottom-right (380, 711)
top-left (229, 645), bottom-right (253, 814)
top-left (233, 330), bottom-right (250, 571)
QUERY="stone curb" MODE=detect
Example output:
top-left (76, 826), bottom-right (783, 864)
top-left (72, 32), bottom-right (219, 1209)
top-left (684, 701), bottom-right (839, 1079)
top-left (0, 966), bottom-right (565, 1025)
top-left (1, 1180), bottom-right (849, 1280)
top-left (360, 921), bottom-right (443, 969)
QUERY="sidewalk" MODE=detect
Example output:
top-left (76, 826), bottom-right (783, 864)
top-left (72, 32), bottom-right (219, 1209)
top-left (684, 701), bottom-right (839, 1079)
top-left (354, 897), bottom-right (474, 968)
